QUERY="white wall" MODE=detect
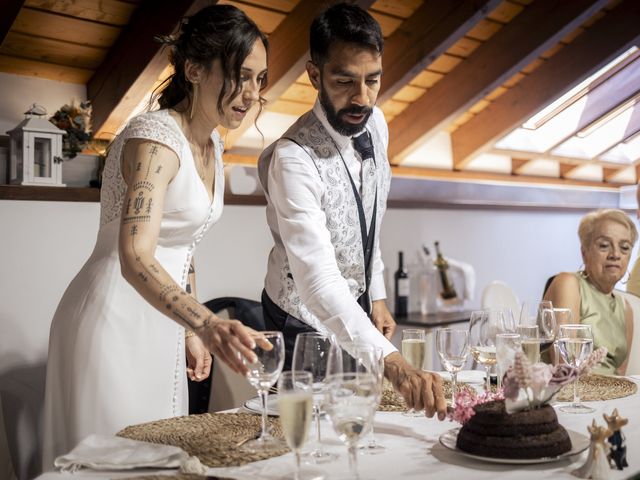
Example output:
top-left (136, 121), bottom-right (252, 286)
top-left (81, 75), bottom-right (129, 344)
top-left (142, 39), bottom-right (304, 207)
top-left (0, 197), bottom-right (600, 478)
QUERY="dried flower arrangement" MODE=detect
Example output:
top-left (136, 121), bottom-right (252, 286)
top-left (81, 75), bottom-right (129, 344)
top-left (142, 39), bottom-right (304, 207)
top-left (448, 346), bottom-right (608, 424)
top-left (49, 100), bottom-right (92, 158)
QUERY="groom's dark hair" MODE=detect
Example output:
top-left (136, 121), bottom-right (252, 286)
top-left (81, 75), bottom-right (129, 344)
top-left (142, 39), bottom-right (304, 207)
top-left (309, 3), bottom-right (383, 67)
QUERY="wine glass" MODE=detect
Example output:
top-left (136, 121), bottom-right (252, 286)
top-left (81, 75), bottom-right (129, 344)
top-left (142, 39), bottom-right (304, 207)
top-left (401, 328), bottom-right (426, 416)
top-left (277, 371), bottom-right (324, 480)
top-left (325, 372), bottom-right (377, 479)
top-left (435, 328), bottom-right (469, 405)
top-left (242, 331), bottom-right (285, 452)
top-left (496, 332), bottom-right (521, 389)
top-left (291, 332), bottom-right (337, 463)
top-left (352, 344), bottom-right (385, 454)
top-left (468, 310), bottom-right (494, 391)
top-left (557, 324), bottom-right (594, 414)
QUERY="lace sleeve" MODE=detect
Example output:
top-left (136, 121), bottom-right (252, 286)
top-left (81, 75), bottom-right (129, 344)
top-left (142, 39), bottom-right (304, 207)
top-left (99, 112), bottom-right (184, 226)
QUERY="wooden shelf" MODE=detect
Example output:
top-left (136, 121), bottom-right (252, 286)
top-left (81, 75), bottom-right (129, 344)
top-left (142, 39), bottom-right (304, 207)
top-left (0, 185), bottom-right (100, 202)
top-left (0, 185), bottom-right (268, 206)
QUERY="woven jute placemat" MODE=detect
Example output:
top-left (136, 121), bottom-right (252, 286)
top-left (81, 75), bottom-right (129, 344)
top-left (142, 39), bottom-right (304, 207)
top-left (117, 412), bottom-right (289, 468)
top-left (554, 374), bottom-right (637, 402)
top-left (378, 379), bottom-right (475, 412)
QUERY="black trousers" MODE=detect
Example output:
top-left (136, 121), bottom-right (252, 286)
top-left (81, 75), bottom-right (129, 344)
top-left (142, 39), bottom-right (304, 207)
top-left (261, 289), bottom-right (316, 371)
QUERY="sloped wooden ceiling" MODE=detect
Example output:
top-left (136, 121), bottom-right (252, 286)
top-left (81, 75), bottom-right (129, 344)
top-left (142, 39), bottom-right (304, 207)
top-left (1, 0), bottom-right (639, 188)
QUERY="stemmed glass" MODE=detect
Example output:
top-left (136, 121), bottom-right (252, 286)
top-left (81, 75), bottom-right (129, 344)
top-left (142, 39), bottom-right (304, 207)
top-left (468, 310), bottom-right (494, 391)
top-left (401, 329), bottom-right (426, 416)
top-left (242, 331), bottom-right (285, 452)
top-left (436, 328), bottom-right (469, 405)
top-left (557, 324), bottom-right (594, 414)
top-left (277, 371), bottom-right (324, 480)
top-left (495, 332), bottom-right (521, 389)
top-left (520, 301), bottom-right (556, 361)
top-left (292, 332), bottom-right (337, 463)
top-left (325, 372), bottom-right (377, 479)
top-left (353, 344), bottom-right (385, 454)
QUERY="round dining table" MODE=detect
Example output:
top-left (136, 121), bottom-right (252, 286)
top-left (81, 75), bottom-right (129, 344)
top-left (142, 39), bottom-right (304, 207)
top-left (36, 375), bottom-right (640, 480)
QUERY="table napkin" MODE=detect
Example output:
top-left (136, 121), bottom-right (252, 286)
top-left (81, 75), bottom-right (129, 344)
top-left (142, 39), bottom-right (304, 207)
top-left (54, 434), bottom-right (208, 474)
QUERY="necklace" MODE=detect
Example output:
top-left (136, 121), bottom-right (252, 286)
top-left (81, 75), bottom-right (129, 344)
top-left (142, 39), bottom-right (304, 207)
top-left (190, 139), bottom-right (213, 182)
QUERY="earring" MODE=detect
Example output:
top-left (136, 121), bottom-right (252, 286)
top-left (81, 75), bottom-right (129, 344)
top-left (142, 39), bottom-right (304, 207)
top-left (190, 83), bottom-right (199, 120)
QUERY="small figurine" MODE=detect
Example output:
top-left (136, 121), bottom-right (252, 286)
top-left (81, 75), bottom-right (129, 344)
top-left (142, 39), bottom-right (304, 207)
top-left (603, 408), bottom-right (628, 470)
top-left (572, 420), bottom-right (612, 480)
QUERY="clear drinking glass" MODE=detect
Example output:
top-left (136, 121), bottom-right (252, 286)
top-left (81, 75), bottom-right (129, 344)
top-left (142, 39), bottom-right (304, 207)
top-left (277, 371), bottom-right (325, 480)
top-left (517, 325), bottom-right (539, 364)
top-left (435, 328), bottom-right (469, 405)
top-left (325, 372), bottom-right (377, 479)
top-left (401, 328), bottom-right (426, 416)
top-left (291, 333), bottom-right (337, 463)
top-left (557, 324), bottom-right (594, 414)
top-left (242, 331), bottom-right (285, 452)
top-left (496, 333), bottom-right (521, 389)
top-left (353, 344), bottom-right (385, 454)
top-left (468, 310), bottom-right (495, 391)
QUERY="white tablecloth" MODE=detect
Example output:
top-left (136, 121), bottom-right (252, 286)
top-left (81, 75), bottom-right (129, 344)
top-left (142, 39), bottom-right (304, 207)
top-left (36, 376), bottom-right (640, 480)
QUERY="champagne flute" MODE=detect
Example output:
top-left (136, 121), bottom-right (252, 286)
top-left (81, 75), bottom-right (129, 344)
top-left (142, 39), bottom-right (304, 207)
top-left (325, 372), bottom-right (377, 479)
top-left (401, 329), bottom-right (425, 416)
top-left (292, 333), bottom-right (337, 463)
top-left (277, 371), bottom-right (324, 480)
top-left (557, 324), bottom-right (594, 414)
top-left (468, 310), bottom-right (494, 391)
top-left (517, 325), bottom-right (539, 364)
top-left (242, 331), bottom-right (285, 452)
top-left (436, 328), bottom-right (469, 405)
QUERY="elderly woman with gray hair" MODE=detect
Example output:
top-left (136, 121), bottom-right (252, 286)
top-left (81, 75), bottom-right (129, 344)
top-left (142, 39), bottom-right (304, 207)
top-left (544, 209), bottom-right (637, 375)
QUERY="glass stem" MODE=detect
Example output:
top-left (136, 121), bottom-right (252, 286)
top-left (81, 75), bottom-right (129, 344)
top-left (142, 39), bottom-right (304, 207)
top-left (451, 372), bottom-right (458, 406)
top-left (368, 429), bottom-right (376, 448)
top-left (485, 365), bottom-right (491, 391)
top-left (348, 443), bottom-right (359, 479)
top-left (573, 375), bottom-right (580, 406)
top-left (294, 449), bottom-right (301, 480)
top-left (259, 388), bottom-right (269, 439)
top-left (314, 404), bottom-right (323, 453)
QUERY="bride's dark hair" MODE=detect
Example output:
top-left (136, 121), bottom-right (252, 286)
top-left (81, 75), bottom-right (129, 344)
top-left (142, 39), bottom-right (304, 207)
top-left (155, 4), bottom-right (268, 114)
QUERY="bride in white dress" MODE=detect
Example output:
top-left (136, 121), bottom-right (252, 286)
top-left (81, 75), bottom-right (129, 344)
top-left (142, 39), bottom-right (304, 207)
top-left (42, 5), bottom-right (268, 467)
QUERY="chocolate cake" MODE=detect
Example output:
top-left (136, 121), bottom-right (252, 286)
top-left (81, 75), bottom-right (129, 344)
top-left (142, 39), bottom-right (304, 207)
top-left (456, 400), bottom-right (572, 459)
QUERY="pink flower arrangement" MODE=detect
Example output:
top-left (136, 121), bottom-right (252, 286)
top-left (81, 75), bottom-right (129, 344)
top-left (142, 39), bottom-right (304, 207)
top-left (501, 347), bottom-right (607, 413)
top-left (447, 388), bottom-right (504, 424)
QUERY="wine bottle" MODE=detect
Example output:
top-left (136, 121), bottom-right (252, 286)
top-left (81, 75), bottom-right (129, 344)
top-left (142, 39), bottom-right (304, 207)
top-left (433, 241), bottom-right (457, 300)
top-left (394, 251), bottom-right (409, 316)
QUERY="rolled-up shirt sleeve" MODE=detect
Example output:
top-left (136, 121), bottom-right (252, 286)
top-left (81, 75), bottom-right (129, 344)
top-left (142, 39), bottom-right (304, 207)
top-left (268, 142), bottom-right (396, 357)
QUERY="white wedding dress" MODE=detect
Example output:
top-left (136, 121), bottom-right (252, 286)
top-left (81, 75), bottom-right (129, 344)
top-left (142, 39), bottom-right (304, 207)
top-left (42, 109), bottom-right (224, 468)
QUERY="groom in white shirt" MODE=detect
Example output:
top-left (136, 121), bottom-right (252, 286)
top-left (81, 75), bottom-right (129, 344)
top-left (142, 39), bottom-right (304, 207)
top-left (258, 2), bottom-right (445, 419)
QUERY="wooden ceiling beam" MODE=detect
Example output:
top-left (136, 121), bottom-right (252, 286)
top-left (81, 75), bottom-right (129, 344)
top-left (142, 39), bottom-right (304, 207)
top-left (603, 166), bottom-right (625, 183)
top-left (391, 165), bottom-right (616, 189)
top-left (511, 158), bottom-right (530, 175)
top-left (451, 0), bottom-right (640, 170)
top-left (222, 0), bottom-right (376, 150)
top-left (559, 163), bottom-right (583, 179)
top-left (387, 0), bottom-right (608, 163)
top-left (0, 0), bottom-right (25, 45)
top-left (89, 0), bottom-right (208, 140)
top-left (378, 0), bottom-right (501, 104)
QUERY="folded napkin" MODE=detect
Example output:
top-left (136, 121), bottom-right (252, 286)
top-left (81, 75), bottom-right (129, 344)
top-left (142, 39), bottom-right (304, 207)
top-left (54, 434), bottom-right (208, 474)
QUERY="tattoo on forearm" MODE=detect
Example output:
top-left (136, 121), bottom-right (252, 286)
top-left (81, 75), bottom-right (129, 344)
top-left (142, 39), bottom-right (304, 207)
top-left (123, 215), bottom-right (151, 224)
top-left (132, 181), bottom-right (154, 192)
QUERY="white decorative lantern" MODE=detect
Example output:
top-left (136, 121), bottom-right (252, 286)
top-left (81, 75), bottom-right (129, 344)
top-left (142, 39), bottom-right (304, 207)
top-left (7, 104), bottom-right (66, 186)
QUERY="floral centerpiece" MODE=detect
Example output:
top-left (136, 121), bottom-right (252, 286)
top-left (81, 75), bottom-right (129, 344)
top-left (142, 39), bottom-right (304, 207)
top-left (49, 100), bottom-right (92, 158)
top-left (449, 347), bottom-right (607, 423)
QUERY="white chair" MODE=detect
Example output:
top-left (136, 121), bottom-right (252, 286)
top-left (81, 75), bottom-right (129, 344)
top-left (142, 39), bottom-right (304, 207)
top-left (481, 281), bottom-right (520, 317)
top-left (616, 290), bottom-right (640, 375)
top-left (207, 307), bottom-right (257, 412)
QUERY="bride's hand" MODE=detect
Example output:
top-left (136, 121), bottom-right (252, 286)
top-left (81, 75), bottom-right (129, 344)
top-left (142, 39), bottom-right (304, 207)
top-left (197, 317), bottom-right (270, 376)
top-left (185, 335), bottom-right (212, 382)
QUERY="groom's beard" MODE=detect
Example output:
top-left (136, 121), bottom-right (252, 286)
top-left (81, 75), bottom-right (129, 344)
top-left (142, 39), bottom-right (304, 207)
top-left (319, 86), bottom-right (373, 136)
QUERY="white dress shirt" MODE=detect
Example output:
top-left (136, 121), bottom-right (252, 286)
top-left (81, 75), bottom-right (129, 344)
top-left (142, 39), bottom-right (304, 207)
top-left (263, 100), bottom-right (397, 357)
